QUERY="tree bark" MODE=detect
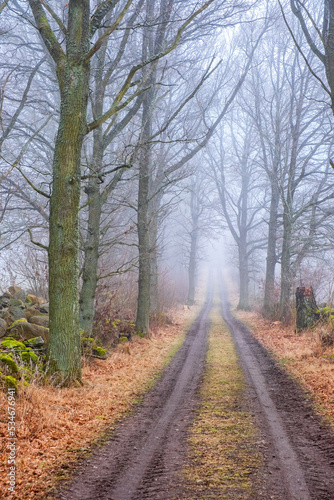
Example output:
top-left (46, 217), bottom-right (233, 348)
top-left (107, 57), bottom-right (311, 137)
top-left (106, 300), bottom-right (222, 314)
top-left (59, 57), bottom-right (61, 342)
top-left (149, 208), bottom-right (159, 314)
top-left (79, 42), bottom-right (105, 336)
top-left (47, 1), bottom-right (90, 383)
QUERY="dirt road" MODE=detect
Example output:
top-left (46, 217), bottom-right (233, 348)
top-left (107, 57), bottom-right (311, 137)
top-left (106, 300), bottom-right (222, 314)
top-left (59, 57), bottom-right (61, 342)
top-left (220, 284), bottom-right (334, 500)
top-left (58, 286), bottom-right (213, 500)
top-left (58, 280), bottom-right (334, 500)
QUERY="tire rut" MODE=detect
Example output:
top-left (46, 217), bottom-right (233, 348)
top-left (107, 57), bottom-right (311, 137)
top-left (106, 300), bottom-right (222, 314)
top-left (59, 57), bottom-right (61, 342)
top-left (220, 282), bottom-right (334, 500)
top-left (57, 285), bottom-right (213, 500)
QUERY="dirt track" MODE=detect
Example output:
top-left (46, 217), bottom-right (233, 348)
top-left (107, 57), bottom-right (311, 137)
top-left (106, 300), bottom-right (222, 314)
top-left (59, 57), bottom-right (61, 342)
top-left (220, 283), bottom-right (334, 500)
top-left (58, 279), bottom-right (334, 500)
top-left (58, 286), bottom-right (213, 500)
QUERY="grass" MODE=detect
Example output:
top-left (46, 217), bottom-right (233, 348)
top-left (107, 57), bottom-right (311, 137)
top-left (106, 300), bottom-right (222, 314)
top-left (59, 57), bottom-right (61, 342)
top-left (180, 293), bottom-right (263, 499)
top-left (0, 303), bottom-right (201, 500)
top-left (235, 310), bottom-right (334, 425)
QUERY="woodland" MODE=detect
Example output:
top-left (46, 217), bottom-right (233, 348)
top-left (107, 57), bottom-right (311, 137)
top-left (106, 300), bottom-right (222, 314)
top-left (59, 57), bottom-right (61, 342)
top-left (0, 0), bottom-right (334, 388)
top-left (2, 2), bottom-right (334, 499)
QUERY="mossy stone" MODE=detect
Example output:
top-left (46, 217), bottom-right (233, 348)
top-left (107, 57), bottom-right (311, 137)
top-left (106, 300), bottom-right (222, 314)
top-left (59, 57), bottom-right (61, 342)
top-left (0, 354), bottom-right (19, 374)
top-left (1, 339), bottom-right (26, 350)
top-left (3, 375), bottom-right (18, 391)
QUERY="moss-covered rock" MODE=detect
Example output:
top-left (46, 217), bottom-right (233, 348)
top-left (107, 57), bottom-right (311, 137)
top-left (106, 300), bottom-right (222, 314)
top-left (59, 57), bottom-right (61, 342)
top-left (8, 318), bottom-right (28, 329)
top-left (26, 294), bottom-right (39, 305)
top-left (93, 346), bottom-right (107, 357)
top-left (1, 339), bottom-right (26, 350)
top-left (9, 298), bottom-right (26, 320)
top-left (23, 336), bottom-right (45, 348)
top-left (8, 321), bottom-right (49, 343)
top-left (0, 318), bottom-right (7, 339)
top-left (25, 308), bottom-right (42, 319)
top-left (0, 354), bottom-right (19, 374)
top-left (3, 375), bottom-right (18, 391)
top-left (82, 336), bottom-right (107, 358)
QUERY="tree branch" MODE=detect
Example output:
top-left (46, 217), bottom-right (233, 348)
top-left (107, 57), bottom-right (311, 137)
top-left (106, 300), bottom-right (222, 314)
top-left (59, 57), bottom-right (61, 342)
top-left (289, 0), bottom-right (326, 62)
top-left (90, 0), bottom-right (120, 37)
top-left (86, 0), bottom-right (134, 61)
top-left (27, 229), bottom-right (48, 251)
top-left (40, 0), bottom-right (66, 35)
top-left (28, 0), bottom-right (65, 64)
top-left (87, 0), bottom-right (216, 132)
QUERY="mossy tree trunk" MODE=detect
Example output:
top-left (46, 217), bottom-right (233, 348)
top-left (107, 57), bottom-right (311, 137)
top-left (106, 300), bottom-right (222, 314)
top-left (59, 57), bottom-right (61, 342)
top-left (28, 0), bottom-right (93, 384)
top-left (136, 88), bottom-right (153, 336)
top-left (79, 41), bottom-right (105, 336)
top-left (48, 2), bottom-right (90, 384)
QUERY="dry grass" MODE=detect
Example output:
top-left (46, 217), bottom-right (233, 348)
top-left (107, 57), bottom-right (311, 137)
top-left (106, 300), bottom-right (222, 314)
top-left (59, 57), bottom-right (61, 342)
top-left (0, 304), bottom-right (201, 500)
top-left (234, 310), bottom-right (334, 424)
top-left (180, 295), bottom-right (262, 499)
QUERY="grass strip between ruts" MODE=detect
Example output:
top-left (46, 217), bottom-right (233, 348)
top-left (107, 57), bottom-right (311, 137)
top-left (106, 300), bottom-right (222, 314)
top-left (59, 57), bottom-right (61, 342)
top-left (180, 292), bottom-right (263, 499)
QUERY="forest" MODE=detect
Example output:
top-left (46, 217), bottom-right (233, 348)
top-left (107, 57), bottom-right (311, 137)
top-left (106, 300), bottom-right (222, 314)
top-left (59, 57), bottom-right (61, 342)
top-left (1, 1), bottom-right (334, 499)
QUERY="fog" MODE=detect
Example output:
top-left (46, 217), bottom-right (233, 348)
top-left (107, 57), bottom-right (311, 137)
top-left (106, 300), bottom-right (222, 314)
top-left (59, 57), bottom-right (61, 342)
top-left (1, 0), bottom-right (334, 333)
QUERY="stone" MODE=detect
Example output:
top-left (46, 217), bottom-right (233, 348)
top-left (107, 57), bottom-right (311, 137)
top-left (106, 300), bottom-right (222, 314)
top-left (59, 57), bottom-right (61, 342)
top-left (0, 318), bottom-right (7, 338)
top-left (23, 336), bottom-right (45, 348)
top-left (25, 308), bottom-right (42, 319)
top-left (9, 321), bottom-right (49, 343)
top-left (0, 295), bottom-right (10, 308)
top-left (8, 285), bottom-right (24, 296)
top-left (9, 298), bottom-right (26, 321)
top-left (37, 302), bottom-right (49, 314)
top-left (29, 315), bottom-right (49, 328)
top-left (12, 290), bottom-right (26, 302)
top-left (26, 294), bottom-right (39, 305)
top-left (0, 310), bottom-right (11, 323)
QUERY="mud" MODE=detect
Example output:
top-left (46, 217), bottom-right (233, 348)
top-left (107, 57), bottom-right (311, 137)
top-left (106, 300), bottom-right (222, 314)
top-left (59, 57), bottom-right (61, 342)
top-left (221, 285), bottom-right (334, 500)
top-left (57, 279), bottom-right (334, 500)
top-left (57, 287), bottom-right (213, 500)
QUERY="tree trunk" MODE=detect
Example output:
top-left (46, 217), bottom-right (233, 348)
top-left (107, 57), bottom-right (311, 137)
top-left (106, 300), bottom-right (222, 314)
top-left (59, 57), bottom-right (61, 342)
top-left (47, 2), bottom-right (90, 384)
top-left (79, 46), bottom-right (105, 336)
top-left (149, 212), bottom-right (159, 314)
top-left (237, 238), bottom-right (249, 310)
top-left (263, 182), bottom-right (279, 315)
top-left (237, 160), bottom-right (250, 310)
top-left (136, 89), bottom-right (152, 335)
top-left (279, 211), bottom-right (293, 322)
top-left (79, 176), bottom-right (102, 335)
top-left (187, 230), bottom-right (198, 305)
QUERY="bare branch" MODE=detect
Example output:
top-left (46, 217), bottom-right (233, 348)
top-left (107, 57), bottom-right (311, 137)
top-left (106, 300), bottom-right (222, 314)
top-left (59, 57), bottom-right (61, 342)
top-left (28, 0), bottom-right (65, 64)
top-left (27, 229), bottom-right (48, 251)
top-left (279, 0), bottom-right (331, 97)
top-left (85, 0), bottom-right (134, 61)
top-left (40, 0), bottom-right (66, 34)
top-left (90, 0), bottom-right (120, 37)
top-left (289, 0), bottom-right (326, 63)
